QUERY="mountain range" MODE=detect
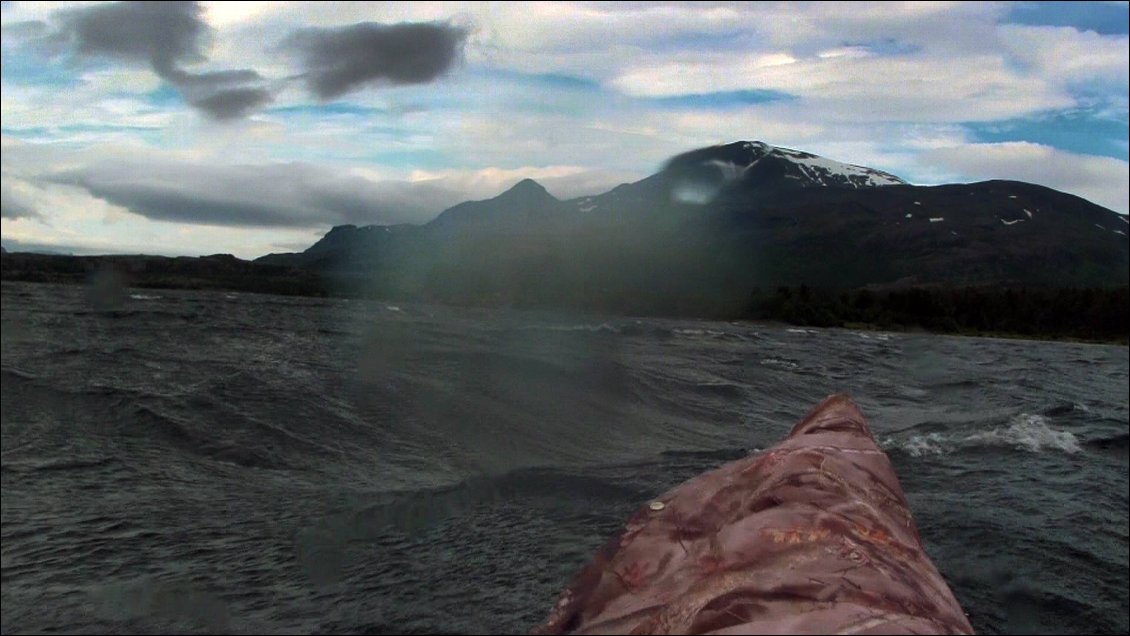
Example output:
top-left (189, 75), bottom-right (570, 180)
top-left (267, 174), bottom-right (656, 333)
top-left (257, 141), bottom-right (1129, 316)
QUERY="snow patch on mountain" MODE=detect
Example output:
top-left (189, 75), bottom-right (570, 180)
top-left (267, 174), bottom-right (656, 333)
top-left (772, 145), bottom-right (906, 187)
top-left (687, 141), bottom-right (907, 190)
top-left (707, 159), bottom-right (759, 181)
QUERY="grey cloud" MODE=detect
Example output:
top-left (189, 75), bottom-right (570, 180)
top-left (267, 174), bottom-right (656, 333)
top-left (1, 178), bottom-right (40, 220)
top-left (167, 68), bottom-right (264, 89)
top-left (537, 170), bottom-right (650, 200)
top-left (44, 1), bottom-right (271, 118)
top-left (52, 1), bottom-right (206, 75)
top-left (2, 20), bottom-right (48, 39)
top-left (189, 87), bottom-right (275, 120)
top-left (0, 237), bottom-right (95, 256)
top-left (46, 160), bottom-right (465, 228)
top-left (284, 21), bottom-right (468, 100)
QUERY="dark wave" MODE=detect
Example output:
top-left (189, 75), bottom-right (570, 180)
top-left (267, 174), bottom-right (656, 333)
top-left (125, 403), bottom-right (291, 470)
top-left (1, 456), bottom-right (118, 474)
top-left (1085, 432), bottom-right (1129, 451)
top-left (293, 467), bottom-right (650, 585)
top-left (1, 366), bottom-right (40, 382)
top-left (658, 448), bottom-right (751, 462)
top-left (1043, 401), bottom-right (1086, 417)
top-left (2, 283), bottom-right (1127, 636)
top-left (688, 381), bottom-right (746, 400)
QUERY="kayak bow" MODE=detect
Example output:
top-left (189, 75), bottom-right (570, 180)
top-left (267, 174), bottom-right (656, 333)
top-left (534, 394), bottom-right (973, 635)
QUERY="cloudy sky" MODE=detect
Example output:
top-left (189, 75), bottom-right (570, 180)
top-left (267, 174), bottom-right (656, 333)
top-left (1, 1), bottom-right (1127, 258)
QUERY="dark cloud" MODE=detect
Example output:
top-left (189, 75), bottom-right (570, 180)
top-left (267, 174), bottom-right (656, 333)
top-left (46, 160), bottom-right (464, 228)
top-left (168, 68), bottom-right (264, 89)
top-left (189, 87), bottom-right (275, 120)
top-left (51, 1), bottom-right (206, 75)
top-left (29, 5), bottom-right (468, 114)
top-left (44, 1), bottom-right (272, 119)
top-left (284, 21), bottom-right (468, 100)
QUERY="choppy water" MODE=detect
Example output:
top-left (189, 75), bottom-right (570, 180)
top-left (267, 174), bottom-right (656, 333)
top-left (2, 281), bottom-right (1127, 634)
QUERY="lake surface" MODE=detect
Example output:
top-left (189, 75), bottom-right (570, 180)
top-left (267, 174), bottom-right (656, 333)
top-left (2, 281), bottom-right (1127, 634)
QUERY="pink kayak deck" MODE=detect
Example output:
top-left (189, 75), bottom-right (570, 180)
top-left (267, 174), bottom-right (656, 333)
top-left (533, 394), bottom-right (974, 635)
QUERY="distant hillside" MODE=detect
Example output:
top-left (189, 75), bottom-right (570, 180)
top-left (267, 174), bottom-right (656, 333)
top-left (5, 140), bottom-right (1126, 339)
top-left (259, 141), bottom-right (1128, 317)
top-left (1, 252), bottom-right (325, 298)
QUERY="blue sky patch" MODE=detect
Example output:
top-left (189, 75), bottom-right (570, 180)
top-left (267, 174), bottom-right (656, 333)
top-left (1005, 1), bottom-right (1129, 35)
top-left (842, 39), bottom-right (921, 56)
top-left (967, 110), bottom-right (1130, 160)
top-left (0, 50), bottom-right (82, 87)
top-left (644, 89), bottom-right (795, 109)
top-left (473, 69), bottom-right (602, 92)
top-left (143, 85), bottom-right (183, 108)
top-left (267, 102), bottom-right (387, 117)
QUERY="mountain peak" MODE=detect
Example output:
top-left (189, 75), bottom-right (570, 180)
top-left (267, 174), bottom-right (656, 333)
top-left (664, 141), bottom-right (768, 171)
top-left (499, 178), bottom-right (555, 201)
top-left (664, 141), bottom-right (906, 189)
top-left (426, 177), bottom-right (563, 231)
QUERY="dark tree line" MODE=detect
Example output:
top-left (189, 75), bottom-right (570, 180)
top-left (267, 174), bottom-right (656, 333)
top-left (746, 285), bottom-right (1129, 342)
top-left (5, 252), bottom-right (1126, 342)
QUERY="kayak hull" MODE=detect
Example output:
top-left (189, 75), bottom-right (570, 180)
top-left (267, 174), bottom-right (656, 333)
top-left (533, 394), bottom-right (974, 635)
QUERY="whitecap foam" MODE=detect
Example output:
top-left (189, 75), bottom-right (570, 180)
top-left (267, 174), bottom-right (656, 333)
top-left (129, 293), bottom-right (161, 300)
top-left (964, 414), bottom-right (1081, 454)
top-left (884, 414), bottom-right (1081, 456)
top-left (525, 323), bottom-right (620, 334)
top-left (898, 432), bottom-right (948, 457)
top-left (673, 328), bottom-right (725, 338)
top-left (760, 358), bottom-right (799, 370)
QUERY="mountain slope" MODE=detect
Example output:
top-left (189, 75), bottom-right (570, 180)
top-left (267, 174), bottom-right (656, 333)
top-left (429, 178), bottom-right (570, 234)
top-left (258, 141), bottom-right (1128, 311)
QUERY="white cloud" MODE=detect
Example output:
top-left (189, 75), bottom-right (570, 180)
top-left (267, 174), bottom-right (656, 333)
top-left (1, 213), bottom-right (329, 259)
top-left (610, 49), bottom-right (1074, 122)
top-left (922, 142), bottom-right (1129, 214)
top-left (1, 137), bottom-right (636, 242)
top-left (80, 68), bottom-right (164, 95)
top-left (200, 1), bottom-right (279, 29)
top-left (3, 1), bottom-right (1128, 256)
top-left (0, 81), bottom-right (179, 134)
top-left (1, 176), bottom-right (42, 219)
top-left (406, 164), bottom-right (643, 200)
top-left (1000, 24), bottom-right (1130, 86)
